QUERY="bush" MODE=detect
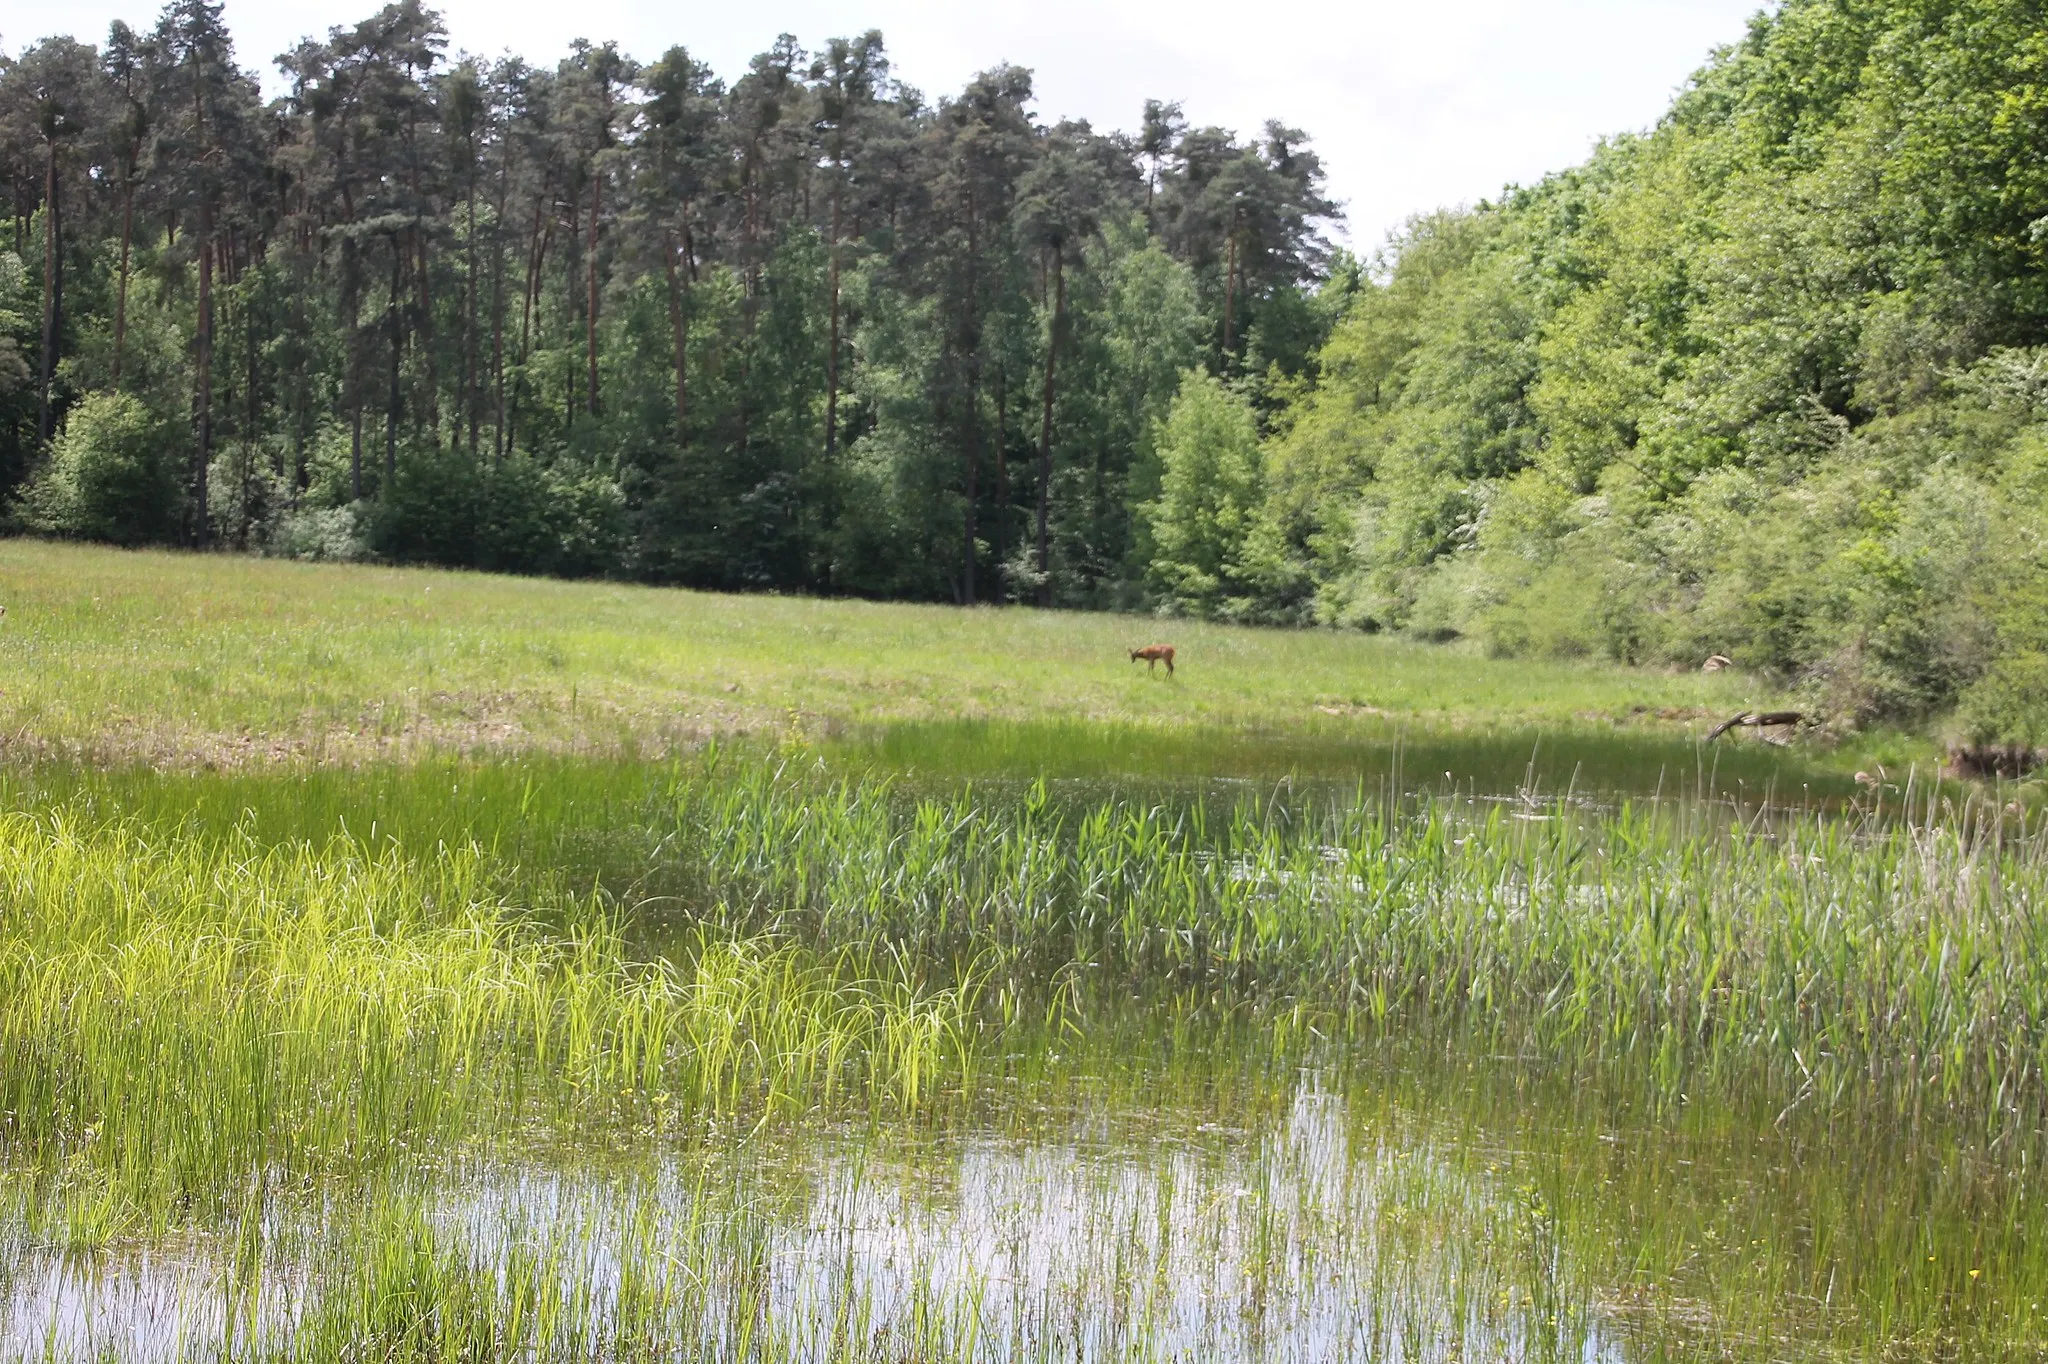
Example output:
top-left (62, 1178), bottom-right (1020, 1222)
top-left (368, 446), bottom-right (628, 578)
top-left (20, 393), bottom-right (185, 544)
top-left (1958, 652), bottom-right (2048, 747)
top-left (266, 504), bottom-right (369, 562)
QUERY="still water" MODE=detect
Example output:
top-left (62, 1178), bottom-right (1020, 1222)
top-left (6, 1032), bottom-right (2039, 1362)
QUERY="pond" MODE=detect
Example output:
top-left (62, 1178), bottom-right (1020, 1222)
top-left (6, 1025), bottom-right (2039, 1362)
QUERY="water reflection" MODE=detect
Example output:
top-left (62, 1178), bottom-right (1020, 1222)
top-left (8, 1045), bottom-right (2036, 1363)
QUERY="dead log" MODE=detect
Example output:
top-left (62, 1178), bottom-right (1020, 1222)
top-left (1705, 710), bottom-right (1806, 742)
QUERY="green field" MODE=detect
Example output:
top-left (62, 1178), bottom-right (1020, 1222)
top-left (0, 539), bottom-right (1789, 766)
top-left (0, 542), bottom-right (2039, 1361)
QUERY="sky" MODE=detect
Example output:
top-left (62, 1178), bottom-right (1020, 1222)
top-left (0, 0), bottom-right (1770, 249)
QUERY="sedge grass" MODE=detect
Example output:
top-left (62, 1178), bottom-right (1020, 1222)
top-left (9, 751), bottom-right (2043, 1148)
top-left (12, 1040), bottom-right (2044, 1362)
top-left (827, 716), bottom-right (1864, 798)
top-left (0, 811), bottom-right (976, 1230)
top-left (642, 755), bottom-right (2048, 1144)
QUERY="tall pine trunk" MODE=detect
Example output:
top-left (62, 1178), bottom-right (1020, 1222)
top-left (960, 188), bottom-right (979, 606)
top-left (1222, 228), bottom-right (1238, 359)
top-left (1036, 241), bottom-right (1064, 606)
top-left (415, 227), bottom-right (437, 433)
top-left (346, 246), bottom-right (363, 500)
top-left (994, 360), bottom-right (1007, 603)
top-left (661, 219), bottom-right (689, 440)
top-left (585, 170), bottom-right (601, 416)
top-left (490, 163), bottom-right (510, 463)
top-left (36, 139), bottom-right (61, 446)
top-left (112, 162), bottom-right (135, 393)
top-left (386, 238), bottom-right (402, 485)
top-left (564, 191), bottom-right (579, 428)
top-left (510, 192), bottom-right (549, 457)
top-left (825, 188), bottom-right (842, 457)
top-left (465, 146), bottom-right (479, 456)
top-left (193, 192), bottom-right (214, 545)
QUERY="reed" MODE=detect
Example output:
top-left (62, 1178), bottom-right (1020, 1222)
top-left (0, 811), bottom-right (976, 1228)
top-left (8, 751), bottom-right (2043, 1147)
top-left (650, 756), bottom-right (2048, 1141)
top-left (19, 1047), bottom-right (2040, 1362)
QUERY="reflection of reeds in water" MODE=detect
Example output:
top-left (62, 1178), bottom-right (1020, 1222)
top-left (7, 1087), bottom-right (1615, 1364)
top-left (13, 1060), bottom-right (2040, 1362)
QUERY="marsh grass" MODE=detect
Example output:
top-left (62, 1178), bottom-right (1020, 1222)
top-left (641, 755), bottom-right (2048, 1144)
top-left (0, 811), bottom-right (976, 1232)
top-left (12, 1038), bottom-right (2045, 1362)
top-left (6, 749), bottom-right (2042, 1149)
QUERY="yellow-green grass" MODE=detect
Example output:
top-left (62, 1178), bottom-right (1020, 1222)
top-left (0, 539), bottom-right (1781, 768)
top-left (0, 807), bottom-right (975, 1226)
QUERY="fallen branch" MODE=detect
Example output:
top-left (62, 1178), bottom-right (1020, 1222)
top-left (1705, 710), bottom-right (1805, 742)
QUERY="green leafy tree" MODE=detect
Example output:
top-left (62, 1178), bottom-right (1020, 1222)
top-left (1145, 369), bottom-right (1263, 616)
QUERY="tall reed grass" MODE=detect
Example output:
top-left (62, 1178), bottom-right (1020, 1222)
top-left (656, 757), bottom-right (2048, 1141)
top-left (0, 811), bottom-right (975, 1227)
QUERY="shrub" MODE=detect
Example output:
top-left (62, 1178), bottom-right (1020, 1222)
top-left (369, 446), bottom-right (628, 578)
top-left (20, 393), bottom-right (185, 544)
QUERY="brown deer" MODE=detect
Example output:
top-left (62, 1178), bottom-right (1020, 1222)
top-left (1130, 644), bottom-right (1175, 677)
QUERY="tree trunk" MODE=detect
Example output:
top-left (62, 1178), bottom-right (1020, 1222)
top-left (1036, 242), bottom-right (1064, 606)
top-left (994, 359), bottom-right (1007, 603)
top-left (415, 226), bottom-right (437, 432)
top-left (465, 144), bottom-right (479, 456)
top-left (963, 381), bottom-right (978, 606)
top-left (961, 186), bottom-right (979, 606)
top-left (661, 222), bottom-right (689, 439)
top-left (490, 167), bottom-right (509, 463)
top-left (194, 193), bottom-right (214, 545)
top-left (37, 139), bottom-right (61, 446)
top-left (112, 163), bottom-right (134, 393)
top-left (564, 190), bottom-right (579, 429)
top-left (586, 169), bottom-right (601, 416)
top-left (1222, 228), bottom-right (1238, 359)
top-left (346, 272), bottom-right (363, 500)
top-left (510, 192), bottom-right (549, 457)
top-left (247, 253), bottom-right (262, 464)
top-left (386, 238), bottom-right (402, 486)
top-left (825, 188), bottom-right (842, 457)
top-left (244, 269), bottom-right (262, 545)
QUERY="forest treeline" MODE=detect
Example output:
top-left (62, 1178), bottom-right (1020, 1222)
top-left (9, 0), bottom-right (2048, 739)
top-left (0, 0), bottom-right (1340, 605)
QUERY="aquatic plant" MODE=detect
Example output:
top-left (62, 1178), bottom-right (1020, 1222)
top-left (0, 812), bottom-right (976, 1223)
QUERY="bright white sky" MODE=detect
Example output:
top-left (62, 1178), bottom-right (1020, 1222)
top-left (1, 0), bottom-right (1769, 249)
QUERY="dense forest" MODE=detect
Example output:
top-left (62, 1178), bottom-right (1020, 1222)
top-left (7, 0), bottom-right (2048, 738)
top-left (0, 0), bottom-right (1343, 604)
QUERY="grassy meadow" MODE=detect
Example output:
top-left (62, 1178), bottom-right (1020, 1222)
top-left (0, 541), bottom-right (2042, 1361)
top-left (0, 539), bottom-right (1798, 770)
